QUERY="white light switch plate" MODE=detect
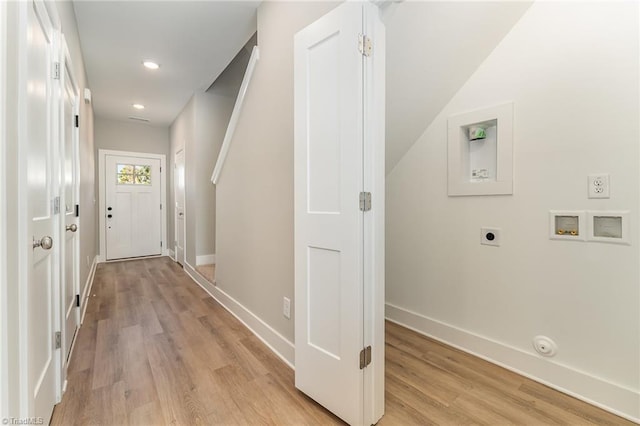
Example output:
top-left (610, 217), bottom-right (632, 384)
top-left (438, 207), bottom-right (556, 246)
top-left (283, 297), bottom-right (291, 319)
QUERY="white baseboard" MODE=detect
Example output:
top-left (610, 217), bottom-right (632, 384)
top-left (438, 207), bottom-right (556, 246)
top-left (80, 255), bottom-right (98, 324)
top-left (385, 303), bottom-right (640, 423)
top-left (196, 254), bottom-right (215, 265)
top-left (166, 248), bottom-right (175, 260)
top-left (184, 262), bottom-right (294, 368)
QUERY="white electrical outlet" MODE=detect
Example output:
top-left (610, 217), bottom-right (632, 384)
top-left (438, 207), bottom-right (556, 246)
top-left (283, 297), bottom-right (291, 319)
top-left (588, 174), bottom-right (610, 199)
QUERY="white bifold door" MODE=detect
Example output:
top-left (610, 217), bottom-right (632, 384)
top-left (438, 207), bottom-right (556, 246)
top-left (105, 154), bottom-right (162, 260)
top-left (294, 3), bottom-right (385, 425)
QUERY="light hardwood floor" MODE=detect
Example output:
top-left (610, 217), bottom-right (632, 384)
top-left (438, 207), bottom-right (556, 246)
top-left (51, 257), bottom-right (632, 425)
top-left (196, 264), bottom-right (215, 284)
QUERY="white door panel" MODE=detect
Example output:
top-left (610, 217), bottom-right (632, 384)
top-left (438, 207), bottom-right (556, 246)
top-left (22, 0), bottom-right (58, 420)
top-left (294, 3), bottom-right (364, 425)
top-left (105, 155), bottom-right (162, 260)
top-left (174, 149), bottom-right (185, 265)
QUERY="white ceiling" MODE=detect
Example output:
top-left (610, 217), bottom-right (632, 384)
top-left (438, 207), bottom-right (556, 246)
top-left (73, 1), bottom-right (260, 126)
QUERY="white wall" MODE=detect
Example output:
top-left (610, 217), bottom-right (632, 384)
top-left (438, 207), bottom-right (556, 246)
top-left (194, 92), bottom-right (235, 258)
top-left (169, 89), bottom-right (234, 267)
top-left (94, 118), bottom-right (169, 156)
top-left (383, 1), bottom-right (532, 173)
top-left (215, 1), bottom-right (339, 345)
top-left (386, 2), bottom-right (639, 420)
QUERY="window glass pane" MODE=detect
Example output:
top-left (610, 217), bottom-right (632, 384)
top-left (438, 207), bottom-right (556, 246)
top-left (135, 174), bottom-right (151, 185)
top-left (117, 164), bottom-right (134, 174)
top-left (117, 173), bottom-right (134, 184)
top-left (135, 165), bottom-right (150, 175)
top-left (135, 165), bottom-right (151, 185)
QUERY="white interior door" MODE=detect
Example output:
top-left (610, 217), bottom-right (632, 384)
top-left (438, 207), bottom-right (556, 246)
top-left (21, 0), bottom-right (59, 420)
top-left (174, 149), bottom-right (185, 265)
top-left (294, 3), bottom-right (367, 425)
top-left (60, 41), bottom-right (79, 374)
top-left (105, 154), bottom-right (162, 260)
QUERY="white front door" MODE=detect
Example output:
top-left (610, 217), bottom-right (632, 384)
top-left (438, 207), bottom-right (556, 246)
top-left (20, 0), bottom-right (59, 420)
top-left (174, 149), bottom-right (185, 265)
top-left (105, 154), bottom-right (162, 260)
top-left (294, 3), bottom-right (386, 425)
top-left (60, 42), bottom-right (79, 375)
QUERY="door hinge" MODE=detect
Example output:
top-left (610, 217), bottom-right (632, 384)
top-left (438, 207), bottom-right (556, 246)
top-left (52, 197), bottom-right (60, 214)
top-left (76, 294), bottom-right (80, 307)
top-left (359, 192), bottom-right (371, 212)
top-left (160, 241), bottom-right (162, 248)
top-left (53, 62), bottom-right (60, 79)
top-left (359, 346), bottom-right (372, 369)
top-left (55, 332), bottom-right (61, 349)
top-left (160, 166), bottom-right (162, 173)
top-left (160, 203), bottom-right (162, 210)
top-left (358, 34), bottom-right (372, 57)
top-left (75, 204), bottom-right (80, 217)
top-left (75, 115), bottom-right (79, 128)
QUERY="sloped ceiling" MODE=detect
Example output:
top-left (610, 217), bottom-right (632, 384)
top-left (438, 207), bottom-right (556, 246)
top-left (384, 1), bottom-right (532, 174)
top-left (73, 1), bottom-right (260, 126)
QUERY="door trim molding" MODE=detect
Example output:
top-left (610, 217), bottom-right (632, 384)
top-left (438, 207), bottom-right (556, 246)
top-left (98, 149), bottom-right (167, 262)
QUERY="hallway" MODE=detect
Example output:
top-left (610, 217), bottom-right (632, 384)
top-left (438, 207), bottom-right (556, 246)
top-left (51, 257), bottom-right (633, 425)
top-left (51, 257), bottom-right (342, 425)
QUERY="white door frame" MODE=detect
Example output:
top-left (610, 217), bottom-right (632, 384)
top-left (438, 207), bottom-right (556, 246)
top-left (362, 4), bottom-right (385, 422)
top-left (173, 148), bottom-right (186, 265)
top-left (98, 149), bottom-right (167, 262)
top-left (0, 0), bottom-right (9, 418)
top-left (58, 34), bottom-right (80, 391)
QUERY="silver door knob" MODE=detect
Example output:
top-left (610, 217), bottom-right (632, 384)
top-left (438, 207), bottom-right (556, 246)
top-left (33, 236), bottom-right (53, 250)
top-left (66, 224), bottom-right (78, 232)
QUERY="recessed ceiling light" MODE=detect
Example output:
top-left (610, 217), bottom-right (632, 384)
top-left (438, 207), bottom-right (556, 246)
top-left (143, 61), bottom-right (160, 70)
top-left (132, 103), bottom-right (145, 110)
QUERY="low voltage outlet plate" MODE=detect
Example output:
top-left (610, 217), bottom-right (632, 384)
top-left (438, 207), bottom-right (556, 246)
top-left (481, 228), bottom-right (501, 246)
